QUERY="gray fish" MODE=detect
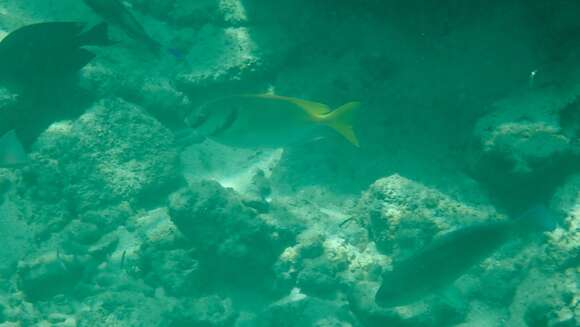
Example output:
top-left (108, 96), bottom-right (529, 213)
top-left (375, 207), bottom-right (555, 307)
top-left (83, 0), bottom-right (161, 54)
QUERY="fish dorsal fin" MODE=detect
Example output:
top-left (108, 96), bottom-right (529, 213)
top-left (253, 93), bottom-right (332, 116)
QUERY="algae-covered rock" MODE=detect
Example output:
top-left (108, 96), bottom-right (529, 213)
top-left (31, 97), bottom-right (180, 211)
top-left (508, 269), bottom-right (578, 327)
top-left (168, 181), bottom-right (293, 289)
top-left (76, 287), bottom-right (174, 326)
top-left (17, 252), bottom-right (87, 301)
top-left (139, 247), bottom-right (201, 296)
top-left (356, 174), bottom-right (496, 257)
top-left (255, 291), bottom-right (357, 327)
top-left (131, 0), bottom-right (222, 27)
top-left (547, 173), bottom-right (580, 270)
top-left (169, 295), bottom-right (238, 327)
top-left (0, 86), bottom-right (18, 111)
top-left (468, 87), bottom-right (580, 212)
top-left (276, 232), bottom-right (387, 300)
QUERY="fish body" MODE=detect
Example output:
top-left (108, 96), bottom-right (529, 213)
top-left (0, 22), bottom-right (110, 167)
top-left (0, 22), bottom-right (110, 88)
top-left (185, 94), bottom-right (360, 148)
top-left (375, 220), bottom-right (515, 308)
top-left (83, 0), bottom-right (161, 54)
top-left (375, 205), bottom-right (555, 308)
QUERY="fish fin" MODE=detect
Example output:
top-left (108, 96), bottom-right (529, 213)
top-left (0, 130), bottom-right (28, 168)
top-left (322, 102), bottom-right (361, 147)
top-left (253, 94), bottom-right (332, 116)
top-left (74, 48), bottom-right (97, 71)
top-left (79, 22), bottom-right (112, 46)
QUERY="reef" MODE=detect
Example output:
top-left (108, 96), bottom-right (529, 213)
top-left (0, 0), bottom-right (579, 326)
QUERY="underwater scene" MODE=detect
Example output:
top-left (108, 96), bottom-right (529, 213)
top-left (0, 0), bottom-right (578, 326)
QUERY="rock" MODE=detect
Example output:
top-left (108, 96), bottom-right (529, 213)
top-left (0, 188), bottom-right (32, 274)
top-left (255, 291), bottom-right (357, 327)
top-left (30, 98), bottom-right (181, 212)
top-left (168, 181), bottom-right (293, 289)
top-left (169, 295), bottom-right (238, 327)
top-left (63, 220), bottom-right (101, 245)
top-left (468, 87), bottom-right (580, 212)
top-left (508, 269), bottom-right (578, 327)
top-left (80, 203), bottom-right (135, 232)
top-left (126, 77), bottom-right (192, 130)
top-left (0, 86), bottom-right (18, 110)
top-left (355, 174), bottom-right (497, 257)
top-left (296, 260), bottom-right (341, 298)
top-left (547, 174), bottom-right (580, 270)
top-left (174, 21), bottom-right (263, 100)
top-left (139, 247), bottom-right (200, 296)
top-left (17, 252), bottom-right (87, 301)
top-left (347, 281), bottom-right (468, 327)
top-left (131, 207), bottom-right (185, 248)
top-left (131, 0), bottom-right (222, 27)
top-left (76, 287), bottom-right (174, 326)
top-left (46, 313), bottom-right (77, 327)
top-left (88, 233), bottom-right (119, 261)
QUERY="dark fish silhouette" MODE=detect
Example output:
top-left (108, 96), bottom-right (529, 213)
top-left (83, 0), bottom-right (161, 54)
top-left (0, 22), bottom-right (110, 89)
top-left (375, 206), bottom-right (555, 308)
top-left (0, 22), bottom-right (111, 167)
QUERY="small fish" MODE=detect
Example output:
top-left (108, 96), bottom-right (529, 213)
top-left (0, 22), bottom-right (111, 88)
top-left (375, 206), bottom-right (556, 308)
top-left (185, 94), bottom-right (361, 148)
top-left (83, 0), bottom-right (161, 54)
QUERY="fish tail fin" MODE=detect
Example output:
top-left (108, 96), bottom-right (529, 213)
top-left (0, 130), bottom-right (28, 168)
top-left (323, 102), bottom-right (361, 147)
top-left (80, 22), bottom-right (112, 46)
top-left (515, 204), bottom-right (558, 231)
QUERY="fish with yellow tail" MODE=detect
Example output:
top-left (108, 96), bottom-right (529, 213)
top-left (185, 94), bottom-right (361, 148)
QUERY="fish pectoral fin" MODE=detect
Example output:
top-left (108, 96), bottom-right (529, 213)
top-left (323, 101), bottom-right (361, 147)
top-left (0, 130), bottom-right (28, 168)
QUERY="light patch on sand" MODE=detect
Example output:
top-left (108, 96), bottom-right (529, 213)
top-left (210, 148), bottom-right (283, 192)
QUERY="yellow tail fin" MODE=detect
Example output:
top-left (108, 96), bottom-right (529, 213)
top-left (323, 102), bottom-right (361, 147)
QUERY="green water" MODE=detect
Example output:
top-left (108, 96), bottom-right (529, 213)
top-left (0, 1), bottom-right (578, 326)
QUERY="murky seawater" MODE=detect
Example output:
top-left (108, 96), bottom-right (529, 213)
top-left (0, 1), bottom-right (578, 326)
